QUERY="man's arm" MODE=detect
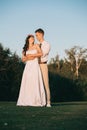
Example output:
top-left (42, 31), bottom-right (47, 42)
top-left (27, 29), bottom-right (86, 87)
top-left (22, 55), bottom-right (35, 62)
top-left (26, 44), bottom-right (43, 59)
top-left (42, 43), bottom-right (51, 57)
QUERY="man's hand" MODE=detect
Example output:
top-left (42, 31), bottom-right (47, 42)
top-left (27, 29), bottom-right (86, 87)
top-left (26, 55), bottom-right (35, 60)
top-left (22, 55), bottom-right (35, 62)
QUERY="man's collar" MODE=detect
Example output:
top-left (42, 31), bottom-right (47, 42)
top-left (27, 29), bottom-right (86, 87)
top-left (39, 40), bottom-right (45, 44)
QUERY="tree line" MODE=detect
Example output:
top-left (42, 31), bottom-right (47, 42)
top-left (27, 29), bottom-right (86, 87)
top-left (0, 43), bottom-right (87, 102)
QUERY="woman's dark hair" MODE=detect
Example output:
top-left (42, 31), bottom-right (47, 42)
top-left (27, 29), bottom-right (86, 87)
top-left (23, 34), bottom-right (34, 56)
top-left (35, 28), bottom-right (44, 35)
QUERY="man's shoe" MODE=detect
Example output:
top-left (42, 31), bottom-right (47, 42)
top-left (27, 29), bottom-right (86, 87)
top-left (47, 104), bottom-right (51, 107)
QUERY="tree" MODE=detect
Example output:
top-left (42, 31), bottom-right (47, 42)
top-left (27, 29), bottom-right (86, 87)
top-left (0, 43), bottom-right (24, 101)
top-left (49, 53), bottom-right (60, 71)
top-left (55, 54), bottom-right (60, 70)
top-left (65, 46), bottom-right (87, 78)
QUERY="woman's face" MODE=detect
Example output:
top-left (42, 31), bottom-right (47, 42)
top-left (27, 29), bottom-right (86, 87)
top-left (28, 37), bottom-right (34, 45)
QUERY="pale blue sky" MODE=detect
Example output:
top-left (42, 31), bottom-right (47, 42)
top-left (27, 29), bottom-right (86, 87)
top-left (0, 0), bottom-right (87, 60)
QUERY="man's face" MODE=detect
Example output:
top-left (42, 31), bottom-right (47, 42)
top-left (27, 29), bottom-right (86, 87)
top-left (35, 32), bottom-right (43, 41)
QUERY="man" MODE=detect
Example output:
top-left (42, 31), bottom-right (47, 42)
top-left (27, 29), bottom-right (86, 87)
top-left (35, 28), bottom-right (51, 107)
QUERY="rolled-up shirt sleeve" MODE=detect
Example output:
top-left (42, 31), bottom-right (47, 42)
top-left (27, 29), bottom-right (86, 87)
top-left (42, 43), bottom-right (51, 57)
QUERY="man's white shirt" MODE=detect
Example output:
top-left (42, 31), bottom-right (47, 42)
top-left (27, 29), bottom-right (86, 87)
top-left (39, 41), bottom-right (51, 62)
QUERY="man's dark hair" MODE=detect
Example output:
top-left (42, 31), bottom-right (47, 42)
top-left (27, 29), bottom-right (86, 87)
top-left (35, 28), bottom-right (44, 35)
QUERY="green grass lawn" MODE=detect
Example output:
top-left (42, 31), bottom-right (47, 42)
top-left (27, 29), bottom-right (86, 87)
top-left (0, 102), bottom-right (87, 130)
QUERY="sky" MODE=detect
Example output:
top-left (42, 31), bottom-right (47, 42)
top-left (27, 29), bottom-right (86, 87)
top-left (0, 0), bottom-right (87, 60)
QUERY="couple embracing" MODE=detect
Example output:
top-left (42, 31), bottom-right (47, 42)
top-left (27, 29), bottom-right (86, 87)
top-left (17, 28), bottom-right (51, 107)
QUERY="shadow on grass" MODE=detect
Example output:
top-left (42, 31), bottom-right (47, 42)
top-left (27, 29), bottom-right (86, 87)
top-left (52, 101), bottom-right (87, 106)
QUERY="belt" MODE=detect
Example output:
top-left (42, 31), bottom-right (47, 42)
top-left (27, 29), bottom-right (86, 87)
top-left (39, 61), bottom-right (47, 64)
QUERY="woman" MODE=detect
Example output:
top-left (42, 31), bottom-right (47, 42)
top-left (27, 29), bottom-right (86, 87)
top-left (17, 35), bottom-right (46, 106)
